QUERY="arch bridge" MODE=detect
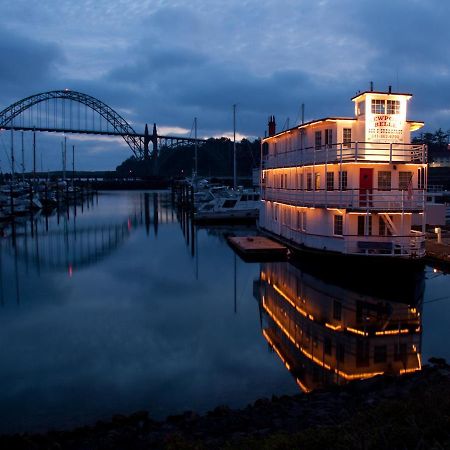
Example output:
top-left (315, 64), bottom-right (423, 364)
top-left (0, 89), bottom-right (205, 160)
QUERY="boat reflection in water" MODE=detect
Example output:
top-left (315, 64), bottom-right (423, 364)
top-left (254, 261), bottom-right (424, 393)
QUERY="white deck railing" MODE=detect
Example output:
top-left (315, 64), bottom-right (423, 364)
top-left (344, 231), bottom-right (425, 257)
top-left (263, 142), bottom-right (427, 169)
top-left (263, 187), bottom-right (425, 211)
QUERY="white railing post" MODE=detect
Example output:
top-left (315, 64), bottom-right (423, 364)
top-left (389, 143), bottom-right (393, 163)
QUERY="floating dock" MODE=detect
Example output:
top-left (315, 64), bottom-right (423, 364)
top-left (227, 236), bottom-right (287, 261)
top-left (425, 239), bottom-right (450, 271)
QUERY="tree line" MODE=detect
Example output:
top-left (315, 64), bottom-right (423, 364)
top-left (116, 137), bottom-right (261, 178)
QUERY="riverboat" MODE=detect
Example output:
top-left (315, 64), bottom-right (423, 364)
top-left (260, 87), bottom-right (427, 261)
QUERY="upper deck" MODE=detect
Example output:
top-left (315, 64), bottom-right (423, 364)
top-left (263, 140), bottom-right (427, 169)
top-left (263, 89), bottom-right (425, 169)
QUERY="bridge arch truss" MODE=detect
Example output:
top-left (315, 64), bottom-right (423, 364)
top-left (0, 90), bottom-right (143, 158)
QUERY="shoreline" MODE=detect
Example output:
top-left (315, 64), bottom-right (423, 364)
top-left (1, 358), bottom-right (449, 449)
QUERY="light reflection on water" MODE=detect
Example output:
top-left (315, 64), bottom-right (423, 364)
top-left (0, 190), bottom-right (449, 433)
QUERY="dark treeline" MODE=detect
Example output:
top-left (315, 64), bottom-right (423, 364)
top-left (116, 137), bottom-right (261, 178)
top-left (412, 128), bottom-right (450, 153)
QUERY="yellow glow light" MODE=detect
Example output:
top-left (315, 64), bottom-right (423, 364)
top-left (346, 326), bottom-right (368, 337)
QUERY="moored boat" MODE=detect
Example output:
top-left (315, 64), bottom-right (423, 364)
top-left (260, 86), bottom-right (427, 262)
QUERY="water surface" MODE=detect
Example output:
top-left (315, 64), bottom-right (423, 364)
top-left (0, 190), bottom-right (449, 433)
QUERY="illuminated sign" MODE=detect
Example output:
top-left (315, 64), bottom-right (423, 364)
top-left (367, 113), bottom-right (404, 143)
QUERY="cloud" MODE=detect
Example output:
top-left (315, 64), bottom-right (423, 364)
top-left (1, 0), bottom-right (450, 169)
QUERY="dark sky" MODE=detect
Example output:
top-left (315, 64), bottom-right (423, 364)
top-left (0, 0), bottom-right (448, 170)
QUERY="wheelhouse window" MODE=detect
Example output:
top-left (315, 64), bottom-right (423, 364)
top-left (357, 101), bottom-right (365, 116)
top-left (315, 131), bottom-right (322, 149)
top-left (334, 215), bottom-right (343, 236)
top-left (327, 172), bottom-right (334, 191)
top-left (399, 171), bottom-right (413, 190)
top-left (378, 171), bottom-right (391, 191)
top-left (371, 99), bottom-right (385, 114)
top-left (343, 128), bottom-right (352, 148)
top-left (387, 100), bottom-right (400, 114)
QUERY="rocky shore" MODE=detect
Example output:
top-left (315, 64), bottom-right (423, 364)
top-left (2, 358), bottom-right (450, 449)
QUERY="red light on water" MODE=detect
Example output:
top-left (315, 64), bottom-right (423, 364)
top-left (128, 218), bottom-right (132, 231)
top-left (68, 264), bottom-right (73, 278)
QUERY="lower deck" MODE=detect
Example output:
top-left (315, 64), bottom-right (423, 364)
top-left (260, 200), bottom-right (425, 258)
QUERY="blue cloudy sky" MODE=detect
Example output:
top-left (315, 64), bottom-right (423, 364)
top-left (0, 0), bottom-right (449, 170)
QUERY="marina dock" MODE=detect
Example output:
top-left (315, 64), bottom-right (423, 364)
top-left (227, 235), bottom-right (287, 261)
top-left (426, 236), bottom-right (450, 270)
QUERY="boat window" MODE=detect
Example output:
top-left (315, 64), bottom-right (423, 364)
top-left (314, 131), bottom-right (322, 149)
top-left (343, 128), bottom-right (352, 148)
top-left (399, 171), bottom-right (413, 190)
top-left (371, 99), bottom-right (385, 114)
top-left (254, 194), bottom-right (260, 200)
top-left (222, 200), bottom-right (237, 208)
top-left (339, 171), bottom-right (348, 190)
top-left (374, 345), bottom-right (387, 363)
top-left (333, 215), bottom-right (343, 236)
top-left (386, 100), bottom-right (400, 115)
top-left (377, 171), bottom-right (391, 191)
top-left (325, 129), bottom-right (333, 148)
top-left (357, 101), bottom-right (365, 116)
top-left (358, 215), bottom-right (372, 236)
top-left (327, 172), bottom-right (334, 191)
top-left (241, 195), bottom-right (248, 201)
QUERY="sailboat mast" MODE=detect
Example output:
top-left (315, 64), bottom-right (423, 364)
top-left (33, 128), bottom-right (36, 181)
top-left (21, 132), bottom-right (25, 182)
top-left (10, 128), bottom-right (14, 181)
top-left (233, 104), bottom-right (237, 190)
top-left (194, 117), bottom-right (198, 176)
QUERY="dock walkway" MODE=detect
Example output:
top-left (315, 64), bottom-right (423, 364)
top-left (227, 236), bottom-right (287, 261)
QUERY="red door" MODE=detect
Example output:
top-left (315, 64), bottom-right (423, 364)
top-left (359, 168), bottom-right (373, 207)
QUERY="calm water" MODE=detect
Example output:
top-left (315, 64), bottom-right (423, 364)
top-left (0, 190), bottom-right (449, 433)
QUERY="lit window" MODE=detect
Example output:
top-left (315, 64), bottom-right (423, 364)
top-left (343, 128), bottom-right (352, 148)
top-left (387, 100), bottom-right (400, 114)
top-left (371, 99), bottom-right (385, 114)
top-left (378, 171), bottom-right (391, 191)
top-left (334, 215), bottom-right (343, 235)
